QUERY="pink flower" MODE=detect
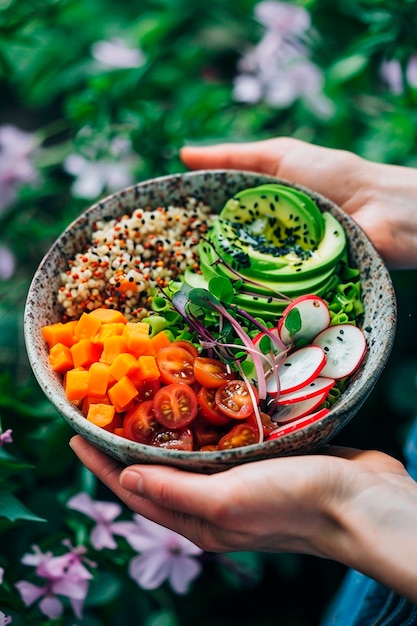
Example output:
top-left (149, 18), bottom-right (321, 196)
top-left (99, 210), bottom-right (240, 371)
top-left (91, 38), bottom-right (145, 69)
top-left (0, 612), bottom-right (12, 625)
top-left (126, 514), bottom-right (203, 594)
top-left (0, 125), bottom-right (38, 214)
top-left (15, 543), bottom-right (94, 620)
top-left (0, 429), bottom-right (13, 446)
top-left (67, 492), bottom-right (139, 550)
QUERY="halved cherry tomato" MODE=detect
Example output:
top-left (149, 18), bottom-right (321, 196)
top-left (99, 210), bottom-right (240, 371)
top-left (197, 386), bottom-right (231, 426)
top-left (123, 400), bottom-right (158, 443)
top-left (136, 378), bottom-right (161, 403)
top-left (156, 346), bottom-right (196, 385)
top-left (153, 383), bottom-right (198, 428)
top-left (193, 357), bottom-right (236, 388)
top-left (246, 411), bottom-right (277, 437)
top-left (151, 427), bottom-right (194, 450)
top-left (172, 340), bottom-right (199, 359)
top-left (215, 380), bottom-right (258, 420)
top-left (193, 417), bottom-right (225, 449)
top-left (218, 423), bottom-right (258, 450)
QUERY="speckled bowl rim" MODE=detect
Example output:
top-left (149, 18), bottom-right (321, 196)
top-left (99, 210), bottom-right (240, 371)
top-left (24, 169), bottom-right (397, 473)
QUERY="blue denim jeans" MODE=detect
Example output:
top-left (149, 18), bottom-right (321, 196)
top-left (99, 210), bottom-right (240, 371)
top-left (321, 419), bottom-right (417, 626)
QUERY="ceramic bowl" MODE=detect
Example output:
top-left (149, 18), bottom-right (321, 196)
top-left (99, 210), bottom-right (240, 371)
top-left (24, 170), bottom-right (397, 473)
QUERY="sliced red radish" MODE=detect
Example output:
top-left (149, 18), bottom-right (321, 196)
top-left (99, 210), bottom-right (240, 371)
top-left (277, 376), bottom-right (335, 405)
top-left (270, 390), bottom-right (329, 424)
top-left (252, 328), bottom-right (286, 367)
top-left (313, 324), bottom-right (366, 380)
top-left (266, 407), bottom-right (330, 440)
top-left (266, 345), bottom-right (326, 395)
top-left (278, 295), bottom-right (330, 346)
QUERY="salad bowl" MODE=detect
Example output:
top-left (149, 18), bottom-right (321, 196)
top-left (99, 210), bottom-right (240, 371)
top-left (24, 170), bottom-right (397, 473)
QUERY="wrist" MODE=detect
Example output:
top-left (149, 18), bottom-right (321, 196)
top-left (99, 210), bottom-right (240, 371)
top-left (325, 456), bottom-right (417, 602)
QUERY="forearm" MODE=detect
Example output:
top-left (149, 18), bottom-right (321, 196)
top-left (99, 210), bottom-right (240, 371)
top-left (324, 461), bottom-right (417, 603)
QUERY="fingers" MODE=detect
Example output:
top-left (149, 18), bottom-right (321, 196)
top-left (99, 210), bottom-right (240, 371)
top-left (180, 138), bottom-right (367, 210)
top-left (69, 436), bottom-right (227, 548)
top-left (180, 139), bottom-right (285, 175)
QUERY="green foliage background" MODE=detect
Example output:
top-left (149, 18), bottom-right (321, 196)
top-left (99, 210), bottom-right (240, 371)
top-left (1, 0), bottom-right (417, 624)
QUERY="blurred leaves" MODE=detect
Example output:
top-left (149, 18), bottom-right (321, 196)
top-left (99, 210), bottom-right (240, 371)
top-left (1, 0), bottom-right (417, 624)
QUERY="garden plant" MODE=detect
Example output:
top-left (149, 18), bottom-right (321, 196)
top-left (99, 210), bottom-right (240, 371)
top-left (1, 0), bottom-right (417, 624)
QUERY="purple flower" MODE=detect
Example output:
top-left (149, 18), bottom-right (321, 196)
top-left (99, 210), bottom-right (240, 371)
top-left (67, 492), bottom-right (139, 550)
top-left (91, 37), bottom-right (145, 69)
top-left (0, 246), bottom-right (16, 281)
top-left (255, 0), bottom-right (311, 42)
top-left (233, 1), bottom-right (332, 116)
top-left (380, 54), bottom-right (417, 93)
top-left (0, 125), bottom-right (38, 215)
top-left (0, 612), bottom-right (12, 626)
top-left (0, 429), bottom-right (13, 446)
top-left (15, 543), bottom-right (94, 620)
top-left (63, 136), bottom-right (138, 199)
top-left (125, 514), bottom-right (203, 594)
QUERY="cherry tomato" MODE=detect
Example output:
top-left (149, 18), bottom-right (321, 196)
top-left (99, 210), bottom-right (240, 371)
top-left (193, 417), bottom-right (225, 449)
top-left (153, 383), bottom-right (198, 428)
top-left (171, 340), bottom-right (199, 359)
top-left (215, 380), bottom-right (258, 420)
top-left (151, 427), bottom-right (194, 450)
top-left (197, 386), bottom-right (231, 426)
top-left (123, 400), bottom-right (158, 443)
top-left (246, 411), bottom-right (277, 437)
top-left (218, 423), bottom-right (258, 450)
top-left (156, 346), bottom-right (196, 385)
top-left (193, 357), bottom-right (236, 388)
top-left (136, 378), bottom-right (161, 403)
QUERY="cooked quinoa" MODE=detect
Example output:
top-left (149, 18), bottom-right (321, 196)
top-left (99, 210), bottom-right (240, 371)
top-left (58, 196), bottom-right (212, 321)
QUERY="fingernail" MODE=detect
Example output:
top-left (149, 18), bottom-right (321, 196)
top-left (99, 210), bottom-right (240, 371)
top-left (120, 469), bottom-right (144, 494)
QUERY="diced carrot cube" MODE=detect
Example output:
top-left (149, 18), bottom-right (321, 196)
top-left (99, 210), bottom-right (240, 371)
top-left (87, 403), bottom-right (116, 428)
top-left (74, 312), bottom-right (102, 341)
top-left (95, 322), bottom-right (126, 343)
top-left (82, 393), bottom-right (111, 417)
top-left (136, 355), bottom-right (160, 381)
top-left (109, 353), bottom-right (141, 381)
top-left (108, 376), bottom-right (138, 412)
top-left (48, 343), bottom-right (74, 374)
top-left (150, 330), bottom-right (172, 354)
top-left (88, 362), bottom-right (111, 396)
top-left (113, 427), bottom-right (126, 438)
top-left (71, 339), bottom-right (102, 369)
top-left (65, 369), bottom-right (89, 402)
top-left (100, 336), bottom-right (128, 364)
top-left (104, 413), bottom-right (124, 433)
top-left (123, 322), bottom-right (151, 355)
top-left (89, 308), bottom-right (128, 324)
top-left (42, 321), bottom-right (77, 348)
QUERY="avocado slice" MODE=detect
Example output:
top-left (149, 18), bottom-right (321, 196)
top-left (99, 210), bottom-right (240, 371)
top-left (201, 211), bottom-right (346, 282)
top-left (220, 184), bottom-right (325, 252)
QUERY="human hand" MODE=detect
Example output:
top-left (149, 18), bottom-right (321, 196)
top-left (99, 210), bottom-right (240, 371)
top-left (70, 435), bottom-right (417, 602)
top-left (181, 138), bottom-right (417, 269)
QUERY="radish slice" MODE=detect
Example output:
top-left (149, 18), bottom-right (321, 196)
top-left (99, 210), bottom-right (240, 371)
top-left (313, 324), bottom-right (366, 379)
top-left (252, 328), bottom-right (286, 367)
top-left (278, 295), bottom-right (331, 346)
top-left (266, 345), bottom-right (326, 395)
top-left (277, 376), bottom-right (335, 405)
top-left (271, 390), bottom-right (329, 424)
top-left (266, 408), bottom-right (330, 440)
